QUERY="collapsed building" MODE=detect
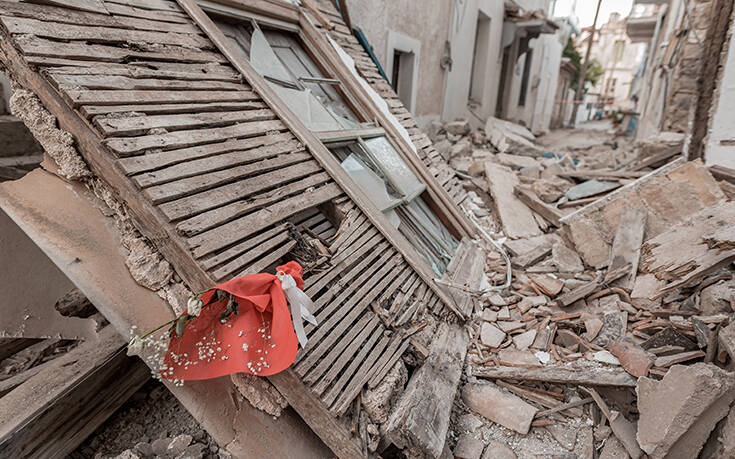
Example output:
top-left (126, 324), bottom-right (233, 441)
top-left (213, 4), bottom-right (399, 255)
top-left (0, 0), bottom-right (734, 458)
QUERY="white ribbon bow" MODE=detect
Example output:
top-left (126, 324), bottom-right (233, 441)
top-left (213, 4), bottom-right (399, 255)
top-left (277, 271), bottom-right (318, 348)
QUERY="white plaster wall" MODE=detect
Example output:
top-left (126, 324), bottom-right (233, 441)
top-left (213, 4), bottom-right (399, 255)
top-left (442, 0), bottom-right (505, 125)
top-left (345, 0), bottom-right (452, 126)
top-left (705, 12), bottom-right (735, 168)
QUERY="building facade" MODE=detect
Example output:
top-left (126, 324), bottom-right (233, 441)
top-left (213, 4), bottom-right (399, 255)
top-left (345, 0), bottom-right (569, 135)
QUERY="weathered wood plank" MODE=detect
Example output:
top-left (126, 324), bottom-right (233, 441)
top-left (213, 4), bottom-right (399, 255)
top-left (133, 139), bottom-right (300, 188)
top-left (187, 182), bottom-right (343, 257)
top-left (142, 152), bottom-right (312, 204)
top-left (0, 327), bottom-right (149, 458)
top-left (2, 16), bottom-right (210, 48)
top-left (106, 0), bottom-right (181, 12)
top-left (268, 369), bottom-right (364, 459)
top-left (104, 0), bottom-right (189, 21)
top-left (15, 37), bottom-right (225, 64)
top-left (200, 224), bottom-right (287, 271)
top-left (385, 323), bottom-right (467, 458)
top-left (485, 162), bottom-right (541, 239)
top-left (95, 109), bottom-right (274, 137)
top-left (23, 0), bottom-right (109, 15)
top-left (117, 132), bottom-right (292, 174)
top-left (155, 159), bottom-right (322, 219)
top-left (68, 89), bottom-right (258, 107)
top-left (83, 101), bottom-right (268, 118)
top-left (0, 0), bottom-right (200, 33)
top-left (48, 65), bottom-right (240, 84)
top-left (50, 74), bottom-right (242, 94)
top-left (473, 364), bottom-right (638, 387)
top-left (104, 119), bottom-right (282, 156)
top-left (211, 231), bottom-right (291, 280)
top-left (173, 172), bottom-right (332, 236)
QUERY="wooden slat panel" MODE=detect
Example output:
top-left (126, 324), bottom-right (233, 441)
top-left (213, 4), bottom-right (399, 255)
top-left (200, 224), bottom-right (287, 271)
top-left (304, 232), bottom-right (383, 296)
top-left (1, 16), bottom-right (210, 47)
top-left (67, 89), bottom-right (258, 108)
top-left (104, 119), bottom-right (283, 156)
top-left (211, 230), bottom-right (291, 280)
top-left (96, 109), bottom-right (274, 137)
top-left (133, 139), bottom-right (301, 188)
top-left (175, 172), bottom-right (332, 235)
top-left (237, 239), bottom-right (297, 277)
top-left (142, 152), bottom-right (312, 203)
top-left (15, 37), bottom-right (225, 64)
top-left (155, 159), bottom-right (321, 218)
top-left (307, 314), bottom-right (380, 390)
top-left (328, 333), bottom-right (394, 415)
top-left (187, 182), bottom-right (342, 258)
top-left (0, 0), bottom-right (200, 33)
top-left (306, 239), bottom-right (389, 317)
top-left (321, 324), bottom-right (384, 407)
top-left (117, 132), bottom-right (292, 175)
top-left (296, 253), bottom-right (400, 375)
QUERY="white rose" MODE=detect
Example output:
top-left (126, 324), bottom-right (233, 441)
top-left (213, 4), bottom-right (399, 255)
top-left (187, 296), bottom-right (204, 316)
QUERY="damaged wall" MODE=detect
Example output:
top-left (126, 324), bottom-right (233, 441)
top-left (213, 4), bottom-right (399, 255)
top-left (344, 0), bottom-right (452, 127)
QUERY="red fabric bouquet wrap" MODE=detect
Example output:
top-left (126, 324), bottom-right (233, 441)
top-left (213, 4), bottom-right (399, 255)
top-left (163, 262), bottom-right (305, 380)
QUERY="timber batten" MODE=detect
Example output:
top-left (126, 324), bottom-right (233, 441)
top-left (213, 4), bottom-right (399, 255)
top-left (0, 0), bottom-right (474, 456)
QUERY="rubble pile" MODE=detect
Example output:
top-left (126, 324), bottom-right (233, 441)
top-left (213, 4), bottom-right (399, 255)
top-left (421, 118), bottom-right (735, 458)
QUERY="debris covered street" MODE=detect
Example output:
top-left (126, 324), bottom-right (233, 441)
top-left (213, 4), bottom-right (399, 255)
top-left (0, 0), bottom-right (734, 458)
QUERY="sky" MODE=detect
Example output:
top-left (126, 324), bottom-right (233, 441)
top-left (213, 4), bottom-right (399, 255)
top-left (554, 0), bottom-right (634, 27)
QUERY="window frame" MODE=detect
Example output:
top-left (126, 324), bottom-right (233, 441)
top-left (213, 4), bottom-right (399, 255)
top-left (199, 1), bottom-right (473, 239)
top-left (191, 0), bottom-right (474, 282)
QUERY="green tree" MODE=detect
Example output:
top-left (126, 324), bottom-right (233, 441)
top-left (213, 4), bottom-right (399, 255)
top-left (563, 36), bottom-right (603, 91)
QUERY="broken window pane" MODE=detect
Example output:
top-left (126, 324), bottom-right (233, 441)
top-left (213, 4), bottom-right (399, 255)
top-left (405, 198), bottom-right (459, 256)
top-left (271, 85), bottom-right (346, 132)
top-left (340, 154), bottom-right (401, 227)
top-left (363, 136), bottom-right (423, 198)
top-left (249, 28), bottom-right (296, 86)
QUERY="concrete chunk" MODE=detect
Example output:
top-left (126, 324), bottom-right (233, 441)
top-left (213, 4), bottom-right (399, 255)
top-left (481, 322), bottom-right (506, 348)
top-left (454, 433), bottom-right (484, 459)
top-left (462, 382), bottom-right (538, 434)
top-left (636, 363), bottom-right (735, 458)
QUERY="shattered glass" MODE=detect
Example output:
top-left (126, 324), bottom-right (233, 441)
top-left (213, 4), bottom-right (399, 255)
top-left (363, 136), bottom-right (423, 197)
top-left (249, 28), bottom-right (296, 85)
top-left (270, 85), bottom-right (345, 132)
top-left (340, 154), bottom-right (401, 227)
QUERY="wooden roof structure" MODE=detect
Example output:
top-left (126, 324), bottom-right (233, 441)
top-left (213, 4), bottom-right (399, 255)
top-left (0, 0), bottom-right (481, 456)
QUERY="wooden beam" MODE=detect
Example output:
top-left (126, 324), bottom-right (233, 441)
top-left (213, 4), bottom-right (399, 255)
top-left (268, 369), bottom-right (364, 459)
top-left (514, 186), bottom-right (563, 227)
top-left (473, 364), bottom-right (638, 387)
top-left (0, 327), bottom-right (149, 458)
